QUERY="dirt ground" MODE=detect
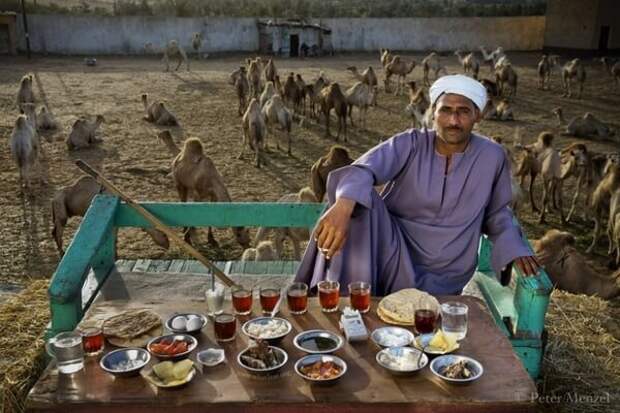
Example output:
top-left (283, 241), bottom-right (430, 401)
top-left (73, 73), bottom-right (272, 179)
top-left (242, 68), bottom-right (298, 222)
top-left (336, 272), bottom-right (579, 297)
top-left (1, 52), bottom-right (620, 411)
top-left (1, 52), bottom-right (619, 284)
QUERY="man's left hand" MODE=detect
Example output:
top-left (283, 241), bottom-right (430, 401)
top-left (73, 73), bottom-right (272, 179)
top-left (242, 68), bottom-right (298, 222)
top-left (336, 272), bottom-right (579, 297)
top-left (513, 256), bottom-right (541, 277)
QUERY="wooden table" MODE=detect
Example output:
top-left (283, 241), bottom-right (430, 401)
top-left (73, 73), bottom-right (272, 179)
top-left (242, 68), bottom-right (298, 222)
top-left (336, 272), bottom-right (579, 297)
top-left (27, 272), bottom-right (537, 412)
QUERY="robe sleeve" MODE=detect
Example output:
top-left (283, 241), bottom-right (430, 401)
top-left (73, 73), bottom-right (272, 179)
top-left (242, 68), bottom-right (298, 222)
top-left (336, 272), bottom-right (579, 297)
top-left (482, 149), bottom-right (534, 275)
top-left (326, 130), bottom-right (416, 209)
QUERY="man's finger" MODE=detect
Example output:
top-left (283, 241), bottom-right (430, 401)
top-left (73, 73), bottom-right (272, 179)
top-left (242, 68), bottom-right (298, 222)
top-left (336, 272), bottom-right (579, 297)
top-left (313, 221), bottom-right (326, 242)
top-left (327, 232), bottom-right (345, 258)
top-left (322, 228), bottom-right (338, 253)
top-left (317, 223), bottom-right (333, 249)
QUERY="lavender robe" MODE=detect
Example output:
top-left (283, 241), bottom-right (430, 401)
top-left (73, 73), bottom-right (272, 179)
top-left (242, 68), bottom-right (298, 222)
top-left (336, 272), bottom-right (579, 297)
top-left (295, 128), bottom-right (533, 296)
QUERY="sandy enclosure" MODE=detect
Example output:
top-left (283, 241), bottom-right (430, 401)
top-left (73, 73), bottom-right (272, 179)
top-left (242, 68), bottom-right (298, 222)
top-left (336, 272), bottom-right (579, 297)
top-left (0, 52), bottom-right (619, 287)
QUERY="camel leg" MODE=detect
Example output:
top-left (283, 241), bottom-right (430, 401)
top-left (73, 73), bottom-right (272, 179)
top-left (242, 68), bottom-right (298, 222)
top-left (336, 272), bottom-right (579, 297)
top-left (529, 173), bottom-right (539, 213)
top-left (255, 143), bottom-right (261, 168)
top-left (538, 179), bottom-right (549, 224)
top-left (174, 56), bottom-right (182, 72)
top-left (348, 105), bottom-right (355, 128)
top-left (556, 179), bottom-right (565, 223)
top-left (578, 81), bottom-right (583, 99)
top-left (163, 54), bottom-right (170, 72)
top-left (324, 108), bottom-right (331, 138)
top-left (287, 128), bottom-right (291, 156)
top-left (566, 184), bottom-right (581, 222)
top-left (587, 208), bottom-right (602, 253)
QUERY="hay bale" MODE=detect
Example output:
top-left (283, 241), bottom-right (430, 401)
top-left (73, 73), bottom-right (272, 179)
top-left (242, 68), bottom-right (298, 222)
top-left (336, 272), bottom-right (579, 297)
top-left (539, 290), bottom-right (620, 412)
top-left (0, 280), bottom-right (49, 413)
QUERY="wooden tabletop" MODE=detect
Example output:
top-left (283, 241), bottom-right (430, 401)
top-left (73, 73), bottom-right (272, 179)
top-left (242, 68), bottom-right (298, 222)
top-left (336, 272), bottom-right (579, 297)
top-left (27, 271), bottom-right (537, 413)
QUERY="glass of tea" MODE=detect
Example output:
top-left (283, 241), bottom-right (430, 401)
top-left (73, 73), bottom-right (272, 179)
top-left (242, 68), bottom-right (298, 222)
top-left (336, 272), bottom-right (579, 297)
top-left (214, 313), bottom-right (237, 342)
top-left (414, 309), bottom-right (438, 335)
top-left (348, 282), bottom-right (371, 313)
top-left (259, 286), bottom-right (281, 314)
top-left (80, 326), bottom-right (105, 356)
top-left (318, 280), bottom-right (340, 313)
top-left (287, 282), bottom-right (308, 315)
top-left (231, 285), bottom-right (253, 315)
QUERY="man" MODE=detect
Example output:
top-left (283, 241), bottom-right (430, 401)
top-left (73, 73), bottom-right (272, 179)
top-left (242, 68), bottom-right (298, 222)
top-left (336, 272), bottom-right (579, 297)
top-left (295, 74), bottom-right (540, 296)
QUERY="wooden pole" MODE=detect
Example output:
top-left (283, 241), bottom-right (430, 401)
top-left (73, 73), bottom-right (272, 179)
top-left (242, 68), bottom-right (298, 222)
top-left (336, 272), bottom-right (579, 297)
top-left (20, 0), bottom-right (31, 59)
top-left (75, 159), bottom-right (238, 288)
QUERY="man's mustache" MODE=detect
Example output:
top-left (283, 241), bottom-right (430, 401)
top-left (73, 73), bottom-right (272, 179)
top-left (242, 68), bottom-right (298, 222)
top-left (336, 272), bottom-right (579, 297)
top-left (446, 126), bottom-right (462, 131)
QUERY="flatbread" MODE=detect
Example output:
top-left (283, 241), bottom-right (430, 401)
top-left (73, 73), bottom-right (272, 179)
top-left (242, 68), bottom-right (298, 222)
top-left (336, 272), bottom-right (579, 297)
top-left (377, 306), bottom-right (414, 326)
top-left (377, 288), bottom-right (440, 326)
top-left (103, 309), bottom-right (162, 339)
top-left (106, 325), bottom-right (163, 348)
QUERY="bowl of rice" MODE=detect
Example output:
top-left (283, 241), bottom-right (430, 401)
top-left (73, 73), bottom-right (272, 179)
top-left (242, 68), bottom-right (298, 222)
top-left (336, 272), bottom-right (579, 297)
top-left (241, 317), bottom-right (292, 343)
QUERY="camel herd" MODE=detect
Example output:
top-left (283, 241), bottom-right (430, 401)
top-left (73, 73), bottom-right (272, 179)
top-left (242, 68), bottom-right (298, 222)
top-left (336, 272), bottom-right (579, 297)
top-left (6, 43), bottom-right (620, 300)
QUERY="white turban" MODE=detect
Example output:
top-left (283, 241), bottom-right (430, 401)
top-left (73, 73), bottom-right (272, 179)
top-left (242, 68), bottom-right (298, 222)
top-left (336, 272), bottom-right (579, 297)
top-left (429, 74), bottom-right (487, 111)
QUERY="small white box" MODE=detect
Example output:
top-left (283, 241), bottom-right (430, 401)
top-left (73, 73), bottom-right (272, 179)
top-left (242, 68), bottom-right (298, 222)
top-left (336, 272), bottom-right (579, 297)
top-left (340, 307), bottom-right (369, 342)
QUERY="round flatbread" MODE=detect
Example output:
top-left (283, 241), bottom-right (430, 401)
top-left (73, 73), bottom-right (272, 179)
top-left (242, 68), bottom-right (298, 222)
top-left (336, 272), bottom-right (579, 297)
top-left (103, 309), bottom-right (162, 339)
top-left (377, 288), bottom-right (440, 326)
top-left (106, 325), bottom-right (164, 348)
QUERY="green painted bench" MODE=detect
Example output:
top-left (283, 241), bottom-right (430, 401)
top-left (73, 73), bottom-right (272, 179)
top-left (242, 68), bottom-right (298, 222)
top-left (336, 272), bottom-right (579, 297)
top-left (47, 194), bottom-right (552, 379)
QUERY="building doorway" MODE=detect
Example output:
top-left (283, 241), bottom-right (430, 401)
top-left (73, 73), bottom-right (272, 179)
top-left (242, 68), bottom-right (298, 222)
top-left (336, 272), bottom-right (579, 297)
top-left (290, 34), bottom-right (299, 57)
top-left (598, 25), bottom-right (610, 52)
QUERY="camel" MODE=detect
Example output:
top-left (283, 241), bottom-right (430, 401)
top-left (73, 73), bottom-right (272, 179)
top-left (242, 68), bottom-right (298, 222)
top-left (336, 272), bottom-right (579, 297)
top-left (611, 189), bottom-right (620, 267)
top-left (588, 154), bottom-right (620, 253)
top-left (310, 145), bottom-right (354, 202)
top-left (247, 58), bottom-right (262, 98)
top-left (560, 143), bottom-right (608, 222)
top-left (274, 74), bottom-right (284, 98)
top-left (254, 187), bottom-right (318, 259)
top-left (241, 241), bottom-right (279, 261)
top-left (319, 83), bottom-right (348, 141)
top-left (380, 48), bottom-right (393, 69)
top-left (495, 63), bottom-right (518, 97)
top-left (191, 32), bottom-right (203, 54)
top-left (533, 229), bottom-right (620, 299)
top-left (10, 115), bottom-right (39, 190)
top-left (283, 72), bottom-right (301, 114)
top-left (421, 52), bottom-right (446, 86)
top-left (306, 74), bottom-right (329, 119)
top-left (345, 81), bottom-right (375, 129)
top-left (525, 132), bottom-right (564, 223)
top-left (162, 40), bottom-right (189, 72)
top-left (480, 78), bottom-right (498, 97)
top-left (19, 102), bottom-right (38, 132)
top-left (483, 97), bottom-right (514, 121)
top-left (537, 54), bottom-right (559, 90)
top-left (233, 66), bottom-right (250, 116)
top-left (51, 175), bottom-right (169, 256)
top-left (295, 74), bottom-right (308, 114)
top-left (384, 56), bottom-right (416, 95)
top-left (552, 107), bottom-right (614, 139)
top-left (66, 115), bottom-right (104, 150)
top-left (17, 74), bottom-right (35, 108)
top-left (404, 81), bottom-right (430, 129)
top-left (260, 81), bottom-right (277, 108)
top-left (141, 94), bottom-right (178, 126)
top-left (479, 46), bottom-right (506, 72)
top-left (240, 98), bottom-right (266, 168)
top-left (170, 137), bottom-right (251, 248)
top-left (601, 57), bottom-right (620, 89)
top-left (264, 58), bottom-right (277, 83)
top-left (348, 65), bottom-right (378, 106)
top-left (454, 50), bottom-right (480, 79)
top-left (514, 144), bottom-right (540, 213)
top-left (561, 58), bottom-right (586, 98)
top-left (491, 136), bottom-right (523, 213)
top-left (37, 107), bottom-right (58, 130)
top-left (262, 95), bottom-right (292, 155)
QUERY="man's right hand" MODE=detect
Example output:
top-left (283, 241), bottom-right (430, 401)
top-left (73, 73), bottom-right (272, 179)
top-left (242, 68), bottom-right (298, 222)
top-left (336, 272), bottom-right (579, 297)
top-left (314, 197), bottom-right (356, 259)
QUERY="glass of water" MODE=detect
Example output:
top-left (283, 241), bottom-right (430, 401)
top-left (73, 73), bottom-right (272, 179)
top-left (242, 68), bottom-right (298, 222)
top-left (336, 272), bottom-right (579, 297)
top-left (46, 331), bottom-right (84, 374)
top-left (205, 283), bottom-right (225, 317)
top-left (441, 302), bottom-right (468, 341)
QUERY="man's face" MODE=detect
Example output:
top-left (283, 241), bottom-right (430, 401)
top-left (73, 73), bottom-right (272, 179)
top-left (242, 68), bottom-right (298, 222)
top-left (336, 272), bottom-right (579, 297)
top-left (432, 93), bottom-right (481, 146)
